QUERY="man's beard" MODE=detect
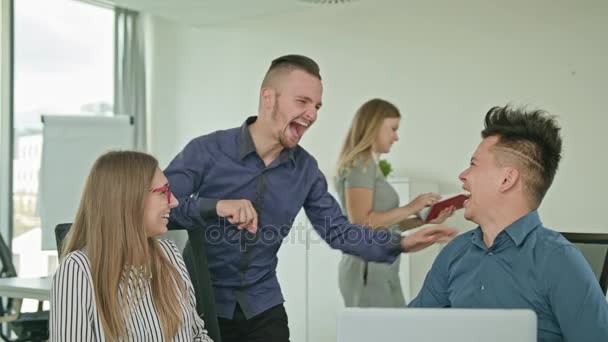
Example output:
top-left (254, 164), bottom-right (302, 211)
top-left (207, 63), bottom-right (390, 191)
top-left (271, 102), bottom-right (296, 148)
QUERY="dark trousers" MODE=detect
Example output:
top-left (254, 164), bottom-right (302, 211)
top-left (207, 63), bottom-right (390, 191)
top-left (218, 303), bottom-right (290, 342)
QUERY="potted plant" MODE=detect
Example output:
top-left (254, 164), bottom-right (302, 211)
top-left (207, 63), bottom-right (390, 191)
top-left (378, 159), bottom-right (392, 178)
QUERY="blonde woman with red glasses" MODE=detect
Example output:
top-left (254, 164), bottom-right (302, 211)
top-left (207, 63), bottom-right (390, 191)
top-left (50, 151), bottom-right (212, 341)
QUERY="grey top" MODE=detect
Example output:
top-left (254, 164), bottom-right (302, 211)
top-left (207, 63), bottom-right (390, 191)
top-left (335, 158), bottom-right (401, 233)
top-left (335, 157), bottom-right (405, 307)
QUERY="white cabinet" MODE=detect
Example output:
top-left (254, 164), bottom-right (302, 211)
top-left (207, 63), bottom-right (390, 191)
top-left (277, 177), bottom-right (440, 342)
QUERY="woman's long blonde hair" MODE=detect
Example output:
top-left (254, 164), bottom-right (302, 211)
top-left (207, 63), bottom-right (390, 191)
top-left (336, 98), bottom-right (401, 175)
top-left (62, 151), bottom-right (186, 341)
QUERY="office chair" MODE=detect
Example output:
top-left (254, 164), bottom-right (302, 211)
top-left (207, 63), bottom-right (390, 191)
top-left (171, 223), bottom-right (222, 342)
top-left (55, 223), bottom-right (222, 342)
top-left (561, 232), bottom-right (608, 295)
top-left (54, 223), bottom-right (71, 255)
top-left (0, 234), bottom-right (48, 342)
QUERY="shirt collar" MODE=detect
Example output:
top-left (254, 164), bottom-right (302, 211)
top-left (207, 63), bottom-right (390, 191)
top-left (238, 116), bottom-right (258, 160)
top-left (503, 210), bottom-right (542, 246)
top-left (238, 116), bottom-right (296, 165)
top-left (470, 210), bottom-right (542, 248)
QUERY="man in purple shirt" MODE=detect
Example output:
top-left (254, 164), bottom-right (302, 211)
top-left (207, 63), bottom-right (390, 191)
top-left (165, 54), bottom-right (457, 342)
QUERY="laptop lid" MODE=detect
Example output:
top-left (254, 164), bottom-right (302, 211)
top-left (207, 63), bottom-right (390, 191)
top-left (337, 308), bottom-right (536, 342)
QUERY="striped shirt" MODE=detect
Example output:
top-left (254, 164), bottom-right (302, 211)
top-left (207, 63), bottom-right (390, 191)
top-left (50, 239), bottom-right (213, 341)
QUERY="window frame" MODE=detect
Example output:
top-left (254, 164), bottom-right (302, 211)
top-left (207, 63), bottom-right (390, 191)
top-left (4, 0), bottom-right (117, 254)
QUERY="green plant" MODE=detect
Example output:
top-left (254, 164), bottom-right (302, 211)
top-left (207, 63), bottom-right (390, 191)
top-left (378, 159), bottom-right (392, 177)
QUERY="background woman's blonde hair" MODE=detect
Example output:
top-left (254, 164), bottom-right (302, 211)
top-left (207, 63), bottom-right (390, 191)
top-left (61, 151), bottom-right (186, 341)
top-left (336, 98), bottom-right (401, 176)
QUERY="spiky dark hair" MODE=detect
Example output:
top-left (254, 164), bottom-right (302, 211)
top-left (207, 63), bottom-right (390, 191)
top-left (482, 105), bottom-right (563, 205)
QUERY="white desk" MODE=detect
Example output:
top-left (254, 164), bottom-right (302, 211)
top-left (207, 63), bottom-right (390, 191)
top-left (0, 277), bottom-right (51, 301)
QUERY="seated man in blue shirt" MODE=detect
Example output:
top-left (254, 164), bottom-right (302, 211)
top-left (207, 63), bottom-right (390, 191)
top-left (165, 54), bottom-right (458, 342)
top-left (409, 105), bottom-right (608, 341)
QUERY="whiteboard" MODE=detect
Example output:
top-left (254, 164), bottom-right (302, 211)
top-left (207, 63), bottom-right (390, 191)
top-left (39, 115), bottom-right (134, 250)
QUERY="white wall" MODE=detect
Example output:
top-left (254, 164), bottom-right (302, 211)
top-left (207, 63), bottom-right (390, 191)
top-left (143, 14), bottom-right (181, 168)
top-left (147, 0), bottom-right (608, 233)
top-left (144, 1), bottom-right (607, 340)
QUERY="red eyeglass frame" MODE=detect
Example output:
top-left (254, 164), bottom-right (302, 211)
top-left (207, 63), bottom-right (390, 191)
top-left (150, 184), bottom-right (171, 204)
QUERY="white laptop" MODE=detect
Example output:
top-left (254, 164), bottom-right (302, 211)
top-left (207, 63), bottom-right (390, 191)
top-left (337, 308), bottom-right (537, 342)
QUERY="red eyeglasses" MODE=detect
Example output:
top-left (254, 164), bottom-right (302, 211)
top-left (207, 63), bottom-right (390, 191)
top-left (150, 184), bottom-right (171, 204)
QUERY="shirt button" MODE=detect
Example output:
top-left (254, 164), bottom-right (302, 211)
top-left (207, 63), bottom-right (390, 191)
top-left (481, 285), bottom-right (485, 291)
top-left (488, 252), bottom-right (493, 256)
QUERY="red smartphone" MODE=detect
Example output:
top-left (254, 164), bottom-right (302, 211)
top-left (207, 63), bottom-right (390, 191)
top-left (419, 193), bottom-right (468, 223)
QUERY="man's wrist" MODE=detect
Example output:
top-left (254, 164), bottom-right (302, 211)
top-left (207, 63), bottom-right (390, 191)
top-left (199, 198), bottom-right (220, 219)
top-left (388, 231), bottom-right (407, 254)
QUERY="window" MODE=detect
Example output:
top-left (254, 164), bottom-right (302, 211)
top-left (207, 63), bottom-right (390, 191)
top-left (12, 0), bottom-right (114, 287)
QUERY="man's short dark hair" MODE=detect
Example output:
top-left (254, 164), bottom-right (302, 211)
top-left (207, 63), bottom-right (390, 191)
top-left (262, 54), bottom-right (321, 87)
top-left (482, 105), bottom-right (563, 206)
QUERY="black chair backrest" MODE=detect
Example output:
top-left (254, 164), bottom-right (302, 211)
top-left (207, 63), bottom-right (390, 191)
top-left (55, 223), bottom-right (72, 255)
top-left (0, 233), bottom-right (18, 318)
top-left (0, 233), bottom-right (17, 279)
top-left (561, 232), bottom-right (608, 295)
top-left (179, 227), bottom-right (222, 342)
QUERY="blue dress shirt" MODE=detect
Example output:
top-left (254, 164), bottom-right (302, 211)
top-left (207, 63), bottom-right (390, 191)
top-left (165, 117), bottom-right (402, 319)
top-left (409, 210), bottom-right (608, 341)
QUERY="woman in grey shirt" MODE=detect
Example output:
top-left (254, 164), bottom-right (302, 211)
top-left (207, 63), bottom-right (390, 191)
top-left (335, 99), bottom-right (453, 307)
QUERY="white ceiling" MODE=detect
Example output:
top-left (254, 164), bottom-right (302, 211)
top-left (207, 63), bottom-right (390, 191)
top-left (94, 0), bottom-right (347, 27)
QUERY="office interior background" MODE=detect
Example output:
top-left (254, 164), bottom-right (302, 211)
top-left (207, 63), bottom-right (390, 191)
top-left (0, 0), bottom-right (606, 341)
